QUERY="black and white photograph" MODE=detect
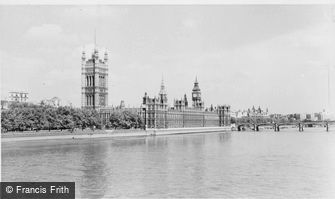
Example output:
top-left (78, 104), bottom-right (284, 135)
top-left (1, 1), bottom-right (335, 198)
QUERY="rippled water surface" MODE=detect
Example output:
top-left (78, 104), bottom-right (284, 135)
top-left (2, 130), bottom-right (335, 198)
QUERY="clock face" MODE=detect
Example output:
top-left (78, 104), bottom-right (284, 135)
top-left (193, 93), bottom-right (200, 97)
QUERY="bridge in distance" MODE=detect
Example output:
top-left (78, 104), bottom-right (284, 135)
top-left (236, 121), bottom-right (335, 132)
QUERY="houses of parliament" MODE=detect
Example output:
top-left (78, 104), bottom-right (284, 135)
top-left (81, 47), bottom-right (230, 128)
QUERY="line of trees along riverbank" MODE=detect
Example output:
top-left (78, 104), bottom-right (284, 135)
top-left (1, 102), bottom-right (143, 133)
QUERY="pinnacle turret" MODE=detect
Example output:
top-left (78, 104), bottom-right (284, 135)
top-left (82, 51), bottom-right (86, 61)
top-left (104, 51), bottom-right (108, 62)
top-left (159, 76), bottom-right (166, 95)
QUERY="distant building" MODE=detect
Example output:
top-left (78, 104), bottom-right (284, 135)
top-left (142, 78), bottom-right (169, 111)
top-left (41, 97), bottom-right (61, 107)
top-left (81, 48), bottom-right (108, 109)
top-left (140, 78), bottom-right (230, 128)
top-left (111, 100), bottom-right (126, 110)
top-left (191, 77), bottom-right (204, 110)
top-left (247, 106), bottom-right (269, 117)
top-left (1, 100), bottom-right (9, 110)
top-left (9, 91), bottom-right (28, 102)
top-left (80, 48), bottom-right (231, 129)
top-left (312, 113), bottom-right (321, 121)
top-left (232, 106), bottom-right (269, 118)
top-left (119, 100), bottom-right (125, 109)
top-left (173, 94), bottom-right (188, 110)
top-left (231, 109), bottom-right (249, 118)
top-left (300, 114), bottom-right (307, 121)
top-left (269, 113), bottom-right (283, 120)
top-left (292, 112), bottom-right (323, 121)
top-left (293, 113), bottom-right (301, 120)
top-left (1, 91), bottom-right (29, 110)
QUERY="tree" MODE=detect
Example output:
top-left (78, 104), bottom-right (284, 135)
top-left (1, 103), bottom-right (149, 132)
top-left (108, 110), bottom-right (144, 129)
top-left (230, 117), bottom-right (237, 124)
top-left (109, 112), bottom-right (123, 129)
top-left (1, 103), bottom-right (103, 132)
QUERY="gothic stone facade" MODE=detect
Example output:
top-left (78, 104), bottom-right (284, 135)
top-left (81, 49), bottom-right (108, 109)
top-left (141, 79), bottom-right (230, 129)
top-left (81, 49), bottom-right (230, 128)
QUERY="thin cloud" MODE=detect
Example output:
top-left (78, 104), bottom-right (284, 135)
top-left (25, 24), bottom-right (63, 38)
top-left (182, 18), bottom-right (197, 29)
top-left (62, 6), bottom-right (128, 20)
top-left (1, 5), bottom-right (334, 113)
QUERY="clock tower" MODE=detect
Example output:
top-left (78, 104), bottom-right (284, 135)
top-left (192, 77), bottom-right (204, 110)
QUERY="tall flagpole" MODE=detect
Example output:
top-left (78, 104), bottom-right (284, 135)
top-left (94, 29), bottom-right (96, 50)
top-left (330, 7), bottom-right (335, 117)
top-left (93, 29), bottom-right (96, 109)
top-left (328, 65), bottom-right (331, 113)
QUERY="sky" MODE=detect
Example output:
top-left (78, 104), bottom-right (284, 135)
top-left (0, 5), bottom-right (335, 114)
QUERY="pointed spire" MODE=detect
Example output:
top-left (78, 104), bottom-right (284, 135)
top-left (82, 49), bottom-right (86, 60)
top-left (94, 29), bottom-right (97, 50)
top-left (91, 29), bottom-right (99, 60)
top-left (104, 49), bottom-right (108, 62)
top-left (192, 76), bottom-right (200, 91)
top-left (161, 74), bottom-right (164, 87)
top-left (184, 93), bottom-right (188, 107)
top-left (159, 75), bottom-right (166, 95)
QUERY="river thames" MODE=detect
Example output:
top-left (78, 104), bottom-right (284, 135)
top-left (2, 129), bottom-right (335, 198)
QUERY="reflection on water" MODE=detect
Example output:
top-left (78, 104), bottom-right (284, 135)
top-left (2, 131), bottom-right (335, 198)
top-left (80, 141), bottom-right (109, 198)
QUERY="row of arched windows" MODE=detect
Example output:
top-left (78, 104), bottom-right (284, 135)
top-left (86, 75), bottom-right (107, 87)
top-left (144, 110), bottom-right (223, 128)
top-left (86, 95), bottom-right (94, 106)
top-left (86, 75), bottom-right (95, 87)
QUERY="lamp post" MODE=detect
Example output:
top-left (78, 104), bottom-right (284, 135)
top-left (142, 108), bottom-right (147, 130)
